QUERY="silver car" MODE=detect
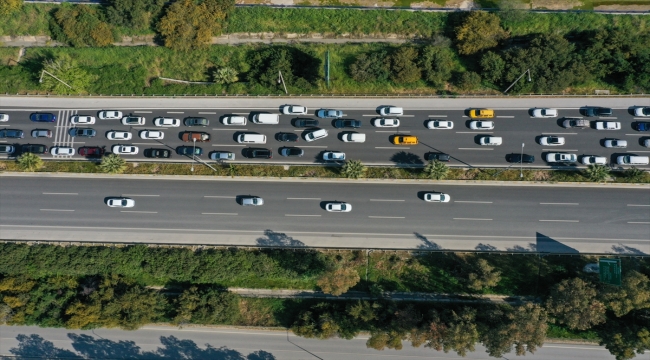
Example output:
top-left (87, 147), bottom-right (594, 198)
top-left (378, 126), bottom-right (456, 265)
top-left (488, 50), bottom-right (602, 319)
top-left (305, 128), bottom-right (328, 142)
top-left (604, 139), bottom-right (627, 148)
top-left (323, 151), bottom-right (345, 161)
top-left (241, 196), bottom-right (263, 206)
top-left (106, 197), bottom-right (135, 208)
top-left (326, 202), bottom-right (352, 212)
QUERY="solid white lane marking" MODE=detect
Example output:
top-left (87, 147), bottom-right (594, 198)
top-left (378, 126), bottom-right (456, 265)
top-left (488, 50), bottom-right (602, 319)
top-left (458, 148), bottom-right (493, 150)
top-left (40, 209), bottom-right (74, 212)
top-left (134, 111), bottom-right (152, 113)
top-left (625, 133), bottom-right (645, 136)
top-left (42, 192), bottom-right (78, 195)
top-left (628, 204), bottom-right (650, 207)
top-left (428, 115), bottom-right (447, 117)
top-left (454, 218), bottom-right (492, 221)
top-left (370, 199), bottom-right (405, 202)
top-left (369, 216), bottom-right (405, 219)
top-left (167, 111), bottom-right (184, 114)
top-left (454, 201), bottom-right (492, 204)
top-left (540, 203), bottom-right (579, 205)
top-left (496, 116), bottom-right (515, 118)
top-left (375, 147), bottom-right (408, 149)
top-left (285, 214), bottom-right (321, 217)
top-left (628, 222), bottom-right (650, 224)
top-left (202, 213), bottom-right (238, 216)
top-left (211, 144), bottom-right (245, 147)
top-left (120, 211), bottom-right (158, 213)
top-left (204, 196), bottom-right (236, 199)
top-left (199, 112), bottom-right (217, 114)
top-left (539, 219), bottom-right (579, 222)
top-left (121, 194), bottom-right (159, 197)
top-left (287, 197), bottom-right (321, 200)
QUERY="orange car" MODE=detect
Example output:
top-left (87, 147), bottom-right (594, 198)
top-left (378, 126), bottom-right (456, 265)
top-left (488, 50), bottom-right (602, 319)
top-left (181, 131), bottom-right (210, 142)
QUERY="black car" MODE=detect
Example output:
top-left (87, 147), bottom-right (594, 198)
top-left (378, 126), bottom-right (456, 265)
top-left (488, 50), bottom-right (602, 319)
top-left (144, 148), bottom-right (171, 158)
top-left (506, 153), bottom-right (535, 163)
top-left (334, 119), bottom-right (362, 129)
top-left (279, 147), bottom-right (304, 157)
top-left (69, 128), bottom-right (97, 138)
top-left (246, 148), bottom-right (273, 159)
top-left (0, 129), bottom-right (24, 139)
top-left (20, 144), bottom-right (48, 154)
top-left (426, 152), bottom-right (451, 162)
top-left (184, 117), bottom-right (209, 127)
top-left (275, 132), bottom-right (299, 142)
top-left (176, 146), bottom-right (203, 156)
top-left (583, 107), bottom-right (613, 117)
top-left (293, 118), bottom-right (319, 127)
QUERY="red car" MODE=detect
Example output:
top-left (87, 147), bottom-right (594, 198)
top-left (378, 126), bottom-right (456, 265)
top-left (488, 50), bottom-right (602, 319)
top-left (78, 146), bottom-right (104, 157)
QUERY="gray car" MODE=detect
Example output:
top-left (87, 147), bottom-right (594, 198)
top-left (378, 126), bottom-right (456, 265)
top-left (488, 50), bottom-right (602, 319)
top-left (241, 196), bottom-right (263, 206)
top-left (316, 109), bottom-right (343, 119)
top-left (69, 128), bottom-right (97, 138)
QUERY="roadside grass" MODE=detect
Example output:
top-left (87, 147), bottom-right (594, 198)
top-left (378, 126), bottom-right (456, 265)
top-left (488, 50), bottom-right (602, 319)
top-left (1, 160), bottom-right (648, 183)
top-left (0, 48), bottom-right (20, 65)
top-left (0, 4), bottom-right (55, 37)
top-left (546, 324), bottom-right (600, 341)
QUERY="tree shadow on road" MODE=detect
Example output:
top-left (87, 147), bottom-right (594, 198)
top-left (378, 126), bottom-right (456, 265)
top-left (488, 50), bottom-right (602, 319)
top-left (256, 230), bottom-right (306, 247)
top-left (9, 333), bottom-right (278, 360)
top-left (414, 232), bottom-right (442, 250)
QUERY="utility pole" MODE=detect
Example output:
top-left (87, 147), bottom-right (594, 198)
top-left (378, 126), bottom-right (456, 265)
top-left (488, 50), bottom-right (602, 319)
top-left (503, 69), bottom-right (531, 94)
top-left (278, 71), bottom-right (288, 94)
top-left (39, 70), bottom-right (73, 89)
top-left (326, 51), bottom-right (330, 88)
top-left (520, 143), bottom-right (525, 178)
top-left (191, 138), bottom-right (196, 172)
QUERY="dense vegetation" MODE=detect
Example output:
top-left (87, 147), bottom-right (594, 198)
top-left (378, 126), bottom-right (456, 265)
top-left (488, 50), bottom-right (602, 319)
top-left (1, 5), bottom-right (649, 95)
top-left (1, 243), bottom-right (649, 359)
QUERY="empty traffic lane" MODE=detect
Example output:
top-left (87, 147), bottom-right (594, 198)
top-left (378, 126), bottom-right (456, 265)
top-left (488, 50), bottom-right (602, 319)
top-left (1, 175), bottom-right (648, 254)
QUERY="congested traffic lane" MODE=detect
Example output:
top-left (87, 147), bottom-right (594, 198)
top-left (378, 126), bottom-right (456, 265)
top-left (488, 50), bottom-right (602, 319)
top-left (1, 104), bottom-right (649, 168)
top-left (1, 175), bottom-right (648, 253)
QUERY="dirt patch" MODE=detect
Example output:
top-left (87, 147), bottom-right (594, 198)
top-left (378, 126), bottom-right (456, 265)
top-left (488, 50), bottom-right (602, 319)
top-left (530, 0), bottom-right (582, 10)
top-left (595, 4), bottom-right (650, 10)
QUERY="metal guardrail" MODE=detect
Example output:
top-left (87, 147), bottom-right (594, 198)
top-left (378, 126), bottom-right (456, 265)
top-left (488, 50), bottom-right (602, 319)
top-left (2, 239), bottom-right (648, 256)
top-left (4, 92), bottom-right (649, 98)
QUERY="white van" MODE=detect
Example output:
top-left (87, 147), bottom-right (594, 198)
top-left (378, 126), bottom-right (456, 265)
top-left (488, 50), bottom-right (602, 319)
top-left (479, 136), bottom-right (503, 146)
top-left (252, 113), bottom-right (280, 124)
top-left (237, 133), bottom-right (267, 144)
top-left (342, 133), bottom-right (366, 143)
top-left (617, 155), bottom-right (649, 165)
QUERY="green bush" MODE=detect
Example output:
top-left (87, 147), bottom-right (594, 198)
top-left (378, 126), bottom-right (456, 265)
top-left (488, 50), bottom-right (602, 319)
top-left (99, 154), bottom-right (127, 174)
top-left (49, 4), bottom-right (117, 47)
top-left (342, 159), bottom-right (366, 179)
top-left (0, 0), bottom-right (22, 16)
top-left (389, 46), bottom-right (421, 84)
top-left (423, 160), bottom-right (449, 180)
top-left (455, 11), bottom-right (509, 55)
top-left (16, 152), bottom-right (43, 171)
top-left (246, 46), bottom-right (321, 90)
top-left (104, 0), bottom-right (165, 32)
top-left (212, 67), bottom-right (238, 84)
top-left (584, 164), bottom-right (609, 182)
top-left (40, 54), bottom-right (95, 94)
top-left (348, 51), bottom-right (391, 83)
top-left (456, 71), bottom-right (482, 91)
top-left (420, 46), bottom-right (455, 87)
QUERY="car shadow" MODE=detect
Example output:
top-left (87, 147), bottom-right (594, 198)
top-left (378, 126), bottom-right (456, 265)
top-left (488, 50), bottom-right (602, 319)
top-left (473, 135), bottom-right (484, 145)
top-left (628, 106), bottom-right (639, 116)
top-left (319, 201), bottom-right (332, 210)
top-left (416, 191), bottom-right (429, 201)
top-left (640, 137), bottom-right (650, 147)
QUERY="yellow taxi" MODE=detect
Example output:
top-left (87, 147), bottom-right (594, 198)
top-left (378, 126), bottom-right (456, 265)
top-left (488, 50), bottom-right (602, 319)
top-left (469, 109), bottom-right (495, 119)
top-left (392, 135), bottom-right (419, 145)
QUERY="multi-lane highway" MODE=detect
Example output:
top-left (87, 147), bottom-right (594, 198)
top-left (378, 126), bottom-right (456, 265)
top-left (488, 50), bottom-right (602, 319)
top-left (1, 175), bottom-right (648, 254)
top-left (1, 97), bottom-right (649, 168)
top-left (0, 325), bottom-right (615, 360)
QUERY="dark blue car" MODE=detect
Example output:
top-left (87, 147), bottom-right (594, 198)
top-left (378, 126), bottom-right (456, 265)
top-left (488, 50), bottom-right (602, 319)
top-left (0, 129), bottom-right (24, 139)
top-left (30, 113), bottom-right (56, 122)
top-left (634, 122), bottom-right (650, 132)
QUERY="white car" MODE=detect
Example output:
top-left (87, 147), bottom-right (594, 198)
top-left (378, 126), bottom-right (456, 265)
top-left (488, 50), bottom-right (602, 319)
top-left (99, 111), bottom-right (123, 120)
top-left (153, 117), bottom-right (180, 127)
top-left (121, 116), bottom-right (145, 126)
top-left (71, 115), bottom-right (96, 125)
top-left (531, 108), bottom-right (558, 118)
top-left (373, 118), bottom-right (400, 127)
top-left (326, 202), bottom-right (352, 212)
top-left (604, 139), bottom-right (627, 148)
top-left (282, 105), bottom-right (307, 115)
top-left (0, 114), bottom-right (9, 122)
top-left (342, 133), bottom-right (366, 143)
top-left (469, 121), bottom-right (494, 130)
top-left (424, 192), bottom-right (450, 203)
top-left (634, 107), bottom-right (650, 117)
top-left (479, 136), bottom-right (502, 146)
top-left (50, 146), bottom-right (75, 156)
top-left (581, 156), bottom-right (607, 165)
top-left (546, 153), bottom-right (577, 163)
top-left (427, 120), bottom-right (454, 129)
top-left (222, 116), bottom-right (247, 125)
top-left (305, 128), bottom-right (328, 142)
top-left (111, 145), bottom-right (139, 155)
top-left (644, 139), bottom-right (650, 148)
top-left (107, 131), bottom-right (132, 141)
top-left (139, 130), bottom-right (164, 140)
top-left (538, 136), bottom-right (565, 146)
top-left (323, 151), bottom-right (345, 161)
top-left (379, 106), bottom-right (403, 116)
top-left (595, 121), bottom-right (621, 130)
top-left (107, 197), bottom-right (135, 208)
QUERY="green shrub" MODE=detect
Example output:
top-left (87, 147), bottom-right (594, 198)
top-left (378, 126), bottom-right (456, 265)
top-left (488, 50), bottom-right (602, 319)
top-left (389, 46), bottom-right (421, 84)
top-left (423, 160), bottom-right (449, 180)
top-left (456, 71), bottom-right (482, 91)
top-left (348, 51), bottom-right (391, 83)
top-left (455, 11), bottom-right (509, 55)
top-left (99, 154), bottom-right (127, 174)
top-left (0, 0), bottom-right (22, 16)
top-left (420, 46), bottom-right (455, 87)
top-left (16, 152), bottom-right (43, 171)
top-left (49, 4), bottom-right (117, 47)
top-left (213, 67), bottom-right (238, 84)
top-left (246, 46), bottom-right (321, 90)
top-left (40, 54), bottom-right (95, 94)
top-left (584, 164), bottom-right (609, 182)
top-left (104, 0), bottom-right (165, 32)
top-left (342, 159), bottom-right (366, 179)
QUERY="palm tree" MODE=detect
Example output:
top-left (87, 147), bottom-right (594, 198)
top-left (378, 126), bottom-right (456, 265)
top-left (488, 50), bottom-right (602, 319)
top-left (17, 153), bottom-right (43, 171)
top-left (423, 160), bottom-right (449, 180)
top-left (342, 159), bottom-right (366, 179)
top-left (99, 154), bottom-right (127, 174)
top-left (584, 164), bottom-right (609, 182)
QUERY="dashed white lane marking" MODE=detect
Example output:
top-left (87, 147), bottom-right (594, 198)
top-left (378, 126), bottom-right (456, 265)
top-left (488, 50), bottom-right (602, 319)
top-left (539, 219), bottom-right (579, 222)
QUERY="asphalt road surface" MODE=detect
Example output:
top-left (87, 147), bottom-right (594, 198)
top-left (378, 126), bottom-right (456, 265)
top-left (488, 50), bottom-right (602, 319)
top-left (2, 97), bottom-right (649, 169)
top-left (0, 325), bottom-right (616, 360)
top-left (1, 175), bottom-right (648, 254)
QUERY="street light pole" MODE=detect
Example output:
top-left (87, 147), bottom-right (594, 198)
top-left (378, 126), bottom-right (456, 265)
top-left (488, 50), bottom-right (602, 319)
top-left (191, 138), bottom-right (196, 172)
top-left (520, 143), bottom-right (525, 178)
